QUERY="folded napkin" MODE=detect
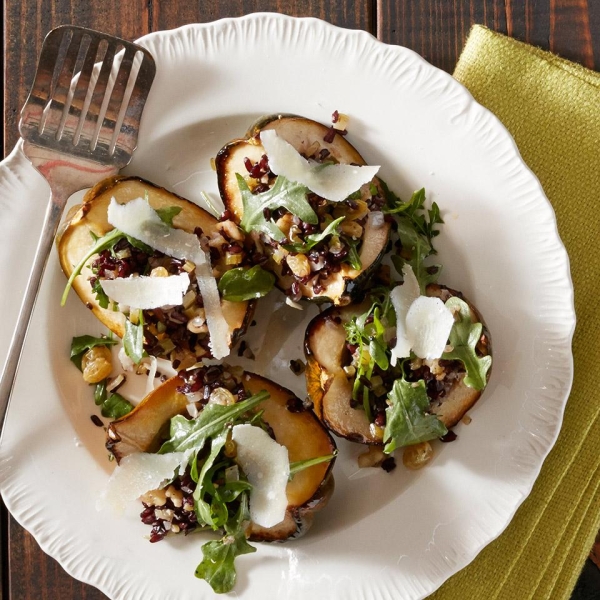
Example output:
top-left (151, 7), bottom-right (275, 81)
top-left (429, 25), bottom-right (600, 600)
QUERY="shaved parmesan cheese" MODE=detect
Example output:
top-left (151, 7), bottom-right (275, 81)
top-left (99, 272), bottom-right (190, 309)
top-left (405, 296), bottom-right (454, 360)
top-left (107, 198), bottom-right (230, 359)
top-left (98, 451), bottom-right (189, 513)
top-left (108, 198), bottom-right (198, 261)
top-left (260, 130), bottom-right (380, 202)
top-left (390, 265), bottom-right (421, 365)
top-left (231, 424), bottom-right (289, 528)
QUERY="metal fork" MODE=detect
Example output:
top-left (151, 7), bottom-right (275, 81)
top-left (0, 25), bottom-right (156, 436)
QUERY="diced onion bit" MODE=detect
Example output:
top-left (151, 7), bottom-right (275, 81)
top-left (231, 424), bottom-right (289, 528)
top-left (107, 198), bottom-right (230, 359)
top-left (260, 130), bottom-right (380, 203)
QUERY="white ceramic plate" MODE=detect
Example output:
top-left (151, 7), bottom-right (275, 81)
top-left (0, 14), bottom-right (575, 600)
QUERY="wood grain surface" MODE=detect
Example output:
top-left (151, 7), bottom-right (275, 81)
top-left (2, 1), bottom-right (598, 598)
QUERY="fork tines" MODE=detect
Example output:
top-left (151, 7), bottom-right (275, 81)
top-left (19, 25), bottom-right (156, 167)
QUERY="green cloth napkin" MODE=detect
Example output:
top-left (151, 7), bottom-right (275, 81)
top-left (429, 25), bottom-right (600, 600)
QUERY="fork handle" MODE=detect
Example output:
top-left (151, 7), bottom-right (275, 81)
top-left (0, 190), bottom-right (68, 439)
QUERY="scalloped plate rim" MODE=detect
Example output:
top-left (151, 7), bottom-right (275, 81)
top-left (0, 13), bottom-right (575, 600)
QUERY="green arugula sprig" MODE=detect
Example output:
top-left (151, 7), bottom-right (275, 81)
top-left (382, 183), bottom-right (443, 293)
top-left (195, 493), bottom-right (256, 594)
top-left (442, 297), bottom-right (492, 390)
top-left (237, 174), bottom-right (318, 241)
top-left (159, 391), bottom-right (270, 455)
top-left (123, 309), bottom-right (145, 364)
top-left (344, 236), bottom-right (362, 270)
top-left (383, 186), bottom-right (442, 242)
top-left (217, 265), bottom-right (275, 302)
top-left (289, 451), bottom-right (338, 478)
top-left (283, 216), bottom-right (344, 253)
top-left (62, 228), bottom-right (124, 306)
top-left (345, 289), bottom-right (397, 422)
top-left (383, 378), bottom-right (448, 453)
top-left (154, 205), bottom-right (182, 226)
top-left (93, 379), bottom-right (133, 419)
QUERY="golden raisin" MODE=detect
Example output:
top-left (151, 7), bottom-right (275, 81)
top-left (402, 441), bottom-right (434, 470)
top-left (81, 345), bottom-right (113, 383)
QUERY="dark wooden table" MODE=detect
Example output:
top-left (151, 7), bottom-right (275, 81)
top-left (2, 1), bottom-right (599, 598)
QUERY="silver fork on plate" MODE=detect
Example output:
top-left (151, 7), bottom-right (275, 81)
top-left (0, 25), bottom-right (156, 436)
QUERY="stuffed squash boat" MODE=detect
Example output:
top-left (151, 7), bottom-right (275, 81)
top-left (305, 274), bottom-right (492, 468)
top-left (215, 114), bottom-right (392, 305)
top-left (102, 364), bottom-right (336, 592)
top-left (57, 176), bottom-right (254, 365)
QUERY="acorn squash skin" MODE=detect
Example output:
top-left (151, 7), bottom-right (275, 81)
top-left (304, 285), bottom-right (492, 445)
top-left (57, 175), bottom-right (255, 357)
top-left (106, 371), bottom-right (336, 542)
top-left (215, 115), bottom-right (391, 306)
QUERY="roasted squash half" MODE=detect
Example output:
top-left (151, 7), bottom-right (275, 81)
top-left (304, 284), bottom-right (492, 445)
top-left (106, 369), bottom-right (336, 541)
top-left (57, 176), bottom-right (254, 364)
top-left (215, 114), bottom-right (391, 305)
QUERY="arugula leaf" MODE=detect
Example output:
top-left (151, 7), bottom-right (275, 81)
top-left (123, 235), bottom-right (153, 254)
top-left (381, 183), bottom-right (443, 293)
top-left (194, 435), bottom-right (230, 528)
top-left (344, 294), bottom-right (399, 422)
top-left (283, 217), bottom-right (344, 253)
top-left (158, 391), bottom-right (269, 455)
top-left (70, 335), bottom-right (117, 371)
top-left (123, 310), bottom-right (145, 364)
top-left (383, 378), bottom-right (448, 453)
top-left (93, 379), bottom-right (132, 418)
top-left (61, 228), bottom-right (124, 306)
top-left (237, 174), bottom-right (318, 240)
top-left (94, 380), bottom-right (107, 405)
top-left (101, 392), bottom-right (133, 419)
top-left (394, 220), bottom-right (440, 294)
top-left (217, 265), bottom-right (275, 302)
top-left (195, 494), bottom-right (256, 594)
top-left (344, 237), bottom-right (362, 270)
top-left (442, 297), bottom-right (492, 391)
top-left (217, 480), bottom-right (253, 503)
top-left (288, 451), bottom-right (337, 478)
top-left (91, 277), bottom-right (110, 309)
top-left (155, 206), bottom-right (182, 227)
